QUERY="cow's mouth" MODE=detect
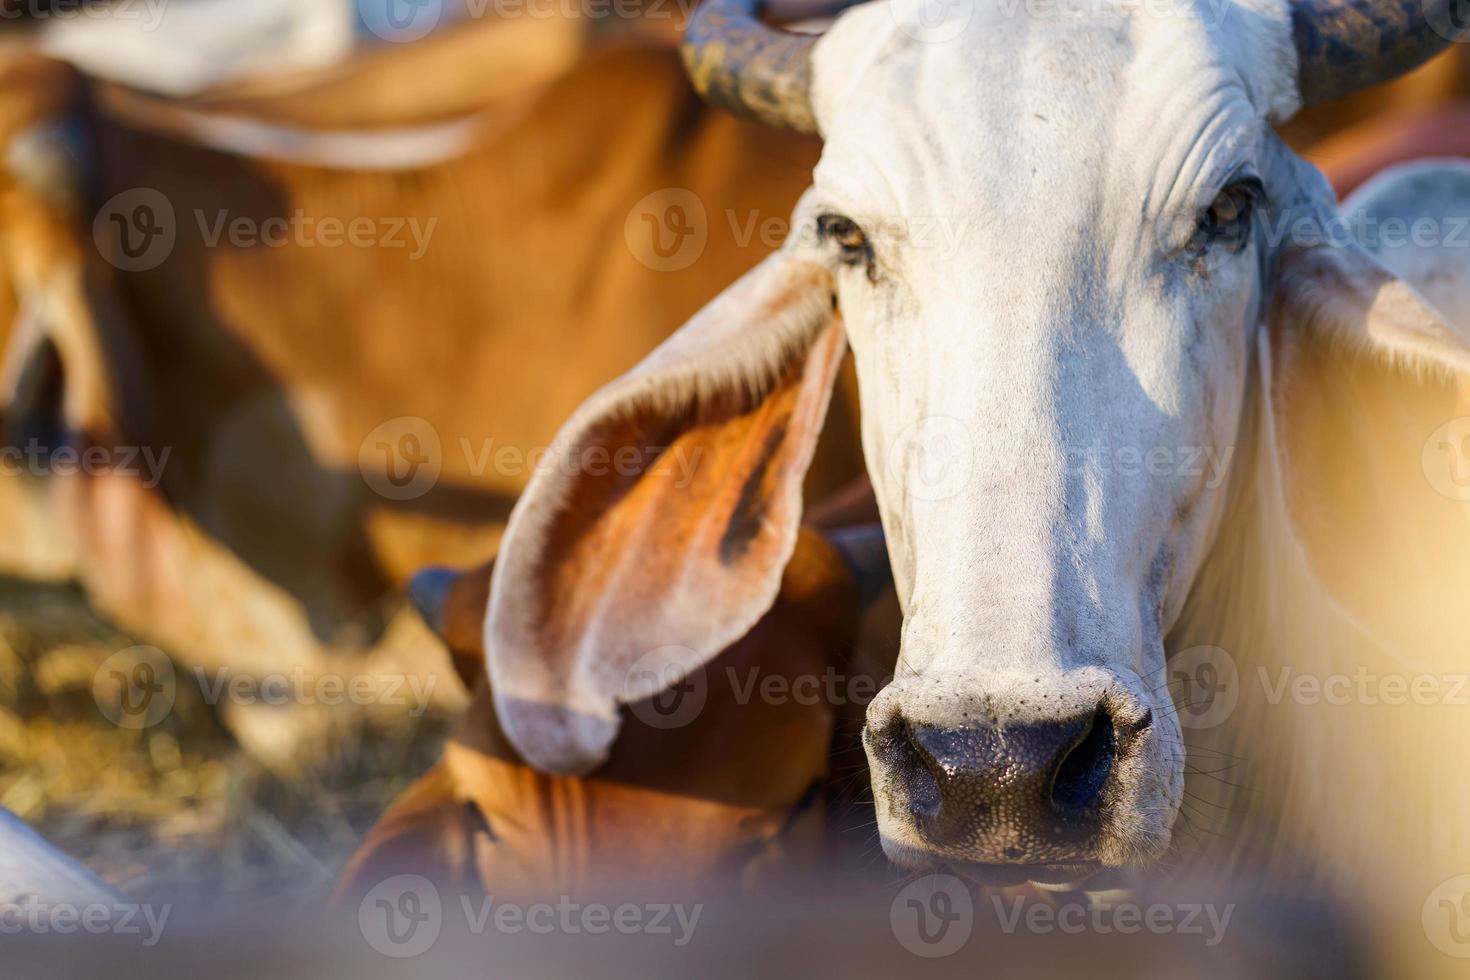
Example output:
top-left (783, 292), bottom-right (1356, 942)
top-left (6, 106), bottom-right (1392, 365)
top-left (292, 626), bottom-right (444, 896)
top-left (962, 861), bottom-right (1106, 890)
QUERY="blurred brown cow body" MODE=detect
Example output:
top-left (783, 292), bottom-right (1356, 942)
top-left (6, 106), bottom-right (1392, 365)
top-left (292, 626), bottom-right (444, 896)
top-left (0, 22), bottom-right (860, 701)
top-left (334, 524), bottom-right (879, 899)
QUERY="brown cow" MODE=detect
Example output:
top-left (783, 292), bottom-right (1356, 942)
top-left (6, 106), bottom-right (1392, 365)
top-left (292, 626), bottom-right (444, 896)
top-left (0, 22), bottom-right (863, 722)
top-left (1311, 104), bottom-right (1470, 198)
top-left (334, 518), bottom-right (890, 899)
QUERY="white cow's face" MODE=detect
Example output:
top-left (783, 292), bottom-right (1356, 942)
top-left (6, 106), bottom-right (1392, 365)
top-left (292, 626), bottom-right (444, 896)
top-left (796, 0), bottom-right (1302, 875)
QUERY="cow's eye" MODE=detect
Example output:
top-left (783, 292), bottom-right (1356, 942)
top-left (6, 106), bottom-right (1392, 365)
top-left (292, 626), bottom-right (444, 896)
top-left (1187, 178), bottom-right (1264, 258)
top-left (817, 213), bottom-right (872, 267)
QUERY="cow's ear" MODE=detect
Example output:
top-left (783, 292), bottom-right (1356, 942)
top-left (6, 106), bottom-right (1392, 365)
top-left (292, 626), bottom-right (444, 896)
top-left (486, 253), bottom-right (843, 775)
top-left (1272, 239), bottom-right (1470, 374)
top-left (1264, 177), bottom-right (1470, 652)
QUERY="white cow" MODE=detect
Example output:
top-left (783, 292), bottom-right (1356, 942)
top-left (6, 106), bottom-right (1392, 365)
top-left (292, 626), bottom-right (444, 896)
top-left (28, 0), bottom-right (357, 95)
top-left (472, 0), bottom-right (1470, 972)
top-left (0, 807), bottom-right (120, 906)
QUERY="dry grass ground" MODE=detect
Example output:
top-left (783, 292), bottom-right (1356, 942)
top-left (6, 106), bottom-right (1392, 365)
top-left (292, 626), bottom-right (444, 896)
top-left (0, 576), bottom-right (454, 903)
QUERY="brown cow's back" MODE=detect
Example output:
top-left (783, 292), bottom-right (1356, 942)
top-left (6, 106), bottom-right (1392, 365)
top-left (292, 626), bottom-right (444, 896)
top-left (92, 39), bottom-right (830, 581)
top-left (1, 31), bottom-right (857, 683)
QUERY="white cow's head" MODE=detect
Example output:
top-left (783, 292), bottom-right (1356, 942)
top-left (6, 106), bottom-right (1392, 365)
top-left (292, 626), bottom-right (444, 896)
top-left (481, 0), bottom-right (1470, 883)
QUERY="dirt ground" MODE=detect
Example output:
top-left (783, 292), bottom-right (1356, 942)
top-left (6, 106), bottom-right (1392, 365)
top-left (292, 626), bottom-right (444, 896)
top-left (0, 575), bottom-right (454, 903)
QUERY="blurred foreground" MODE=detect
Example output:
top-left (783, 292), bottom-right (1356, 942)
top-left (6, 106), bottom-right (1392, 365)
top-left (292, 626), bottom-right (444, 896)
top-left (6, 870), bottom-right (1372, 979)
top-left (0, 576), bottom-right (453, 902)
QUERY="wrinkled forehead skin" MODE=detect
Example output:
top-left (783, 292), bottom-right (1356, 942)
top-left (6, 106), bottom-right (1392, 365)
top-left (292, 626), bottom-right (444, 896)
top-left (809, 0), bottom-right (1297, 257)
top-left (797, 0), bottom-right (1301, 671)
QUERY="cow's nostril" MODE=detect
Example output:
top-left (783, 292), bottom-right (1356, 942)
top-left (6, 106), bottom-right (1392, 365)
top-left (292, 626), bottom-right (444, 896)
top-left (1050, 709), bottom-right (1116, 813)
top-left (896, 721), bottom-right (943, 821)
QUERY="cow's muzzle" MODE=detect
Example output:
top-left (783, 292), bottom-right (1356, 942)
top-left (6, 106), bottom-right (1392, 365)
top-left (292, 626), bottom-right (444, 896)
top-left (864, 678), bottom-right (1157, 871)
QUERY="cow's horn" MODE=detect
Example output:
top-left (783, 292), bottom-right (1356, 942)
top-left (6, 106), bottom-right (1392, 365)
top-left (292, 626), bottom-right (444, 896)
top-left (1292, 0), bottom-right (1470, 106)
top-left (682, 0), bottom-right (821, 134)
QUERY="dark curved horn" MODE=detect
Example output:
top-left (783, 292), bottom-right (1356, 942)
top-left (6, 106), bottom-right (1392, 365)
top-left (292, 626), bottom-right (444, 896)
top-left (682, 0), bottom-right (821, 133)
top-left (1292, 0), bottom-right (1470, 106)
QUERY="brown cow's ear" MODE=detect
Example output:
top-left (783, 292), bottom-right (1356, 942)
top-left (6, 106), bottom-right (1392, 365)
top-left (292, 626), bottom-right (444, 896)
top-left (1265, 185), bottom-right (1470, 654)
top-left (486, 253), bottom-right (843, 775)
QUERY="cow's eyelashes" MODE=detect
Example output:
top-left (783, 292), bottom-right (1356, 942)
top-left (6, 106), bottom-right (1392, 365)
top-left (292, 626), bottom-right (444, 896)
top-left (1187, 177), bottom-right (1264, 259)
top-left (816, 213), bottom-right (873, 268)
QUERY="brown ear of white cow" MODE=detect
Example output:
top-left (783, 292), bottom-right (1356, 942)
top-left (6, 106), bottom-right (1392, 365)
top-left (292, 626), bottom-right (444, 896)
top-left (1265, 171), bottom-right (1470, 654)
top-left (486, 253), bottom-right (843, 775)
